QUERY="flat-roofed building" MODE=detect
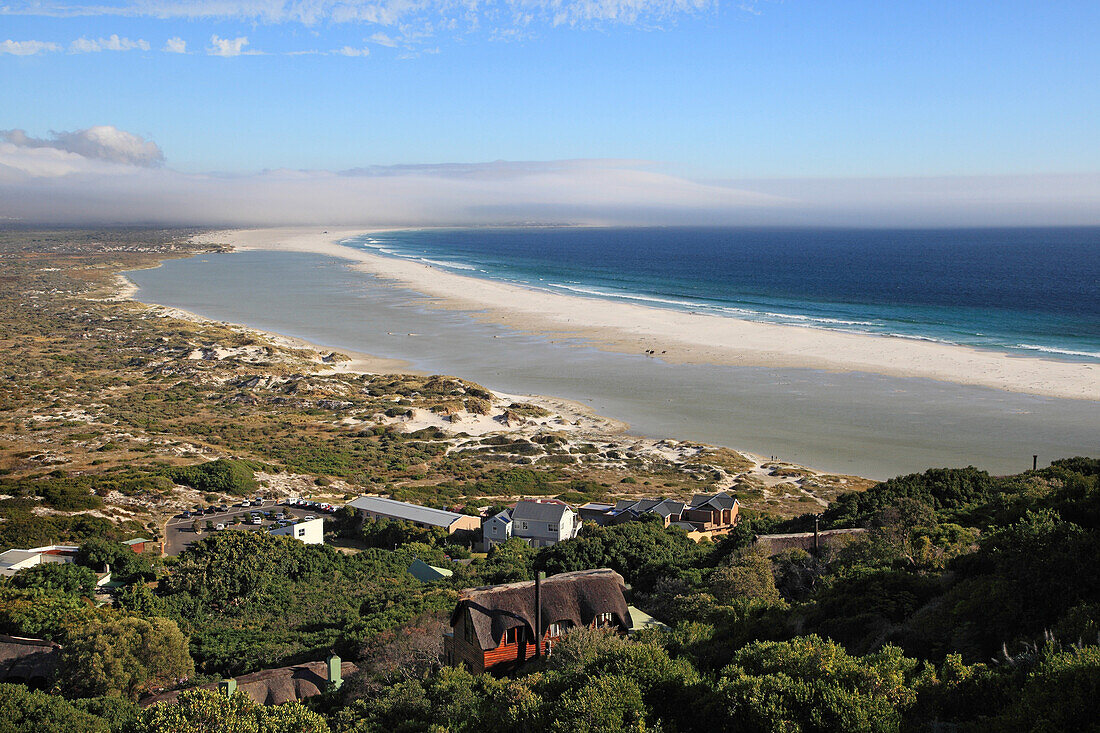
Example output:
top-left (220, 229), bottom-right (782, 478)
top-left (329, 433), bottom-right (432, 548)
top-left (0, 545), bottom-right (78, 578)
top-left (347, 496), bottom-right (481, 534)
top-left (268, 517), bottom-right (325, 545)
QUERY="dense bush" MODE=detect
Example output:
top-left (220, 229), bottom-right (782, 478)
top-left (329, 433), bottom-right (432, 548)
top-left (166, 459), bottom-right (261, 496)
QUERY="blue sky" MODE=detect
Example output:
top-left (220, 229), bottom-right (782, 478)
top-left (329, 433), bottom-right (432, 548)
top-left (2, 1), bottom-right (1100, 225)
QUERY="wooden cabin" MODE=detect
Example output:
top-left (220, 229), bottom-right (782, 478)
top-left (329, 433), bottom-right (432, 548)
top-left (443, 568), bottom-right (632, 673)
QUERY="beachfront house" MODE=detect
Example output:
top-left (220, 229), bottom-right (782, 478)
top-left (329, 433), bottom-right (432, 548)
top-left (606, 498), bottom-right (688, 527)
top-left (484, 499), bottom-right (582, 550)
top-left (577, 491), bottom-right (740, 536)
top-left (681, 491), bottom-right (739, 531)
top-left (443, 569), bottom-right (632, 673)
top-left (348, 496), bottom-right (481, 536)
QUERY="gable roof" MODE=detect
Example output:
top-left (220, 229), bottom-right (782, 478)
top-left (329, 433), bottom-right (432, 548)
top-left (650, 499), bottom-right (685, 518)
top-left (450, 568), bottom-right (631, 650)
top-left (510, 500), bottom-right (570, 523)
top-left (486, 509), bottom-right (512, 525)
top-left (408, 558), bottom-right (454, 582)
top-left (348, 496), bottom-right (467, 529)
top-left (689, 492), bottom-right (738, 511)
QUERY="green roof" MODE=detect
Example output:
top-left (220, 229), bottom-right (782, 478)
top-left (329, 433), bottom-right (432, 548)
top-left (627, 605), bottom-right (668, 633)
top-left (408, 558), bottom-right (454, 582)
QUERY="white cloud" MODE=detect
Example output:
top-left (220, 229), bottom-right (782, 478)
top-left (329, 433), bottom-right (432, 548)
top-left (334, 46), bottom-right (369, 56)
top-left (70, 34), bottom-right (150, 53)
top-left (1, 39), bottom-right (61, 55)
top-left (207, 35), bottom-right (251, 56)
top-left (163, 37), bottom-right (187, 53)
top-left (368, 32), bottom-right (398, 47)
top-left (1, 126), bottom-right (164, 167)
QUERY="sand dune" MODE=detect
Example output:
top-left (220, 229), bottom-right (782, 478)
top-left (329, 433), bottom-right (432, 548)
top-left (193, 228), bottom-right (1100, 402)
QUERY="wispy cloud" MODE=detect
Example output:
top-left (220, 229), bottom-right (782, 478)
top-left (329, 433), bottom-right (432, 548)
top-left (333, 46), bottom-right (370, 56)
top-left (207, 35), bottom-right (254, 56)
top-left (367, 32), bottom-right (399, 47)
top-left (70, 34), bottom-right (150, 53)
top-left (1, 39), bottom-right (61, 55)
top-left (163, 36), bottom-right (187, 53)
top-left (0, 0), bottom-right (725, 34)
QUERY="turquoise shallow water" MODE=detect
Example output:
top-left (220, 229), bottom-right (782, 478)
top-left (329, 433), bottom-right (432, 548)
top-left (128, 249), bottom-right (1100, 479)
top-left (345, 227), bottom-right (1100, 362)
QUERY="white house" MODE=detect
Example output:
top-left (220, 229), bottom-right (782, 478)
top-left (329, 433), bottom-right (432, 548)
top-left (483, 500), bottom-right (582, 550)
top-left (0, 545), bottom-right (78, 578)
top-left (268, 517), bottom-right (324, 545)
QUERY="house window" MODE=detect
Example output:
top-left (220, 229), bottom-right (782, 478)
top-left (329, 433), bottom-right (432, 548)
top-left (548, 523), bottom-right (555, 533)
top-left (297, 528), bottom-right (306, 537)
top-left (548, 620), bottom-right (573, 638)
top-left (521, 521), bottom-right (528, 531)
top-left (505, 627), bottom-right (518, 644)
top-left (594, 612), bottom-right (613, 627)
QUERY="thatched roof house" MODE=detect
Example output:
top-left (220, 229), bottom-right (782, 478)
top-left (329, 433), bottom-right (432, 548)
top-left (445, 568), bottom-right (631, 672)
top-left (141, 658), bottom-right (357, 707)
top-left (753, 527), bottom-right (866, 556)
top-left (0, 635), bottom-right (61, 687)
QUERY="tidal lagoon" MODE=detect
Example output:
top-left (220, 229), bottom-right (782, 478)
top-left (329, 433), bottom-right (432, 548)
top-left (129, 246), bottom-right (1100, 479)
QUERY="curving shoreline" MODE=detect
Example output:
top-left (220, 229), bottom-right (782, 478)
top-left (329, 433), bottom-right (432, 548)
top-left (192, 227), bottom-right (1100, 402)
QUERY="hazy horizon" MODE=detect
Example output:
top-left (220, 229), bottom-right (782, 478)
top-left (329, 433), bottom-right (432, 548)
top-left (3, 2), bottom-right (1100, 227)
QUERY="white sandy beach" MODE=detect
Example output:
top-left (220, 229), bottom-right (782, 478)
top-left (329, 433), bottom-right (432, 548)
top-left (192, 227), bottom-right (1100, 402)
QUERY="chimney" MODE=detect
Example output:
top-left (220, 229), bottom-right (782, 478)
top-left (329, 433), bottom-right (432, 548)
top-left (327, 653), bottom-right (343, 690)
top-left (219, 678), bottom-right (237, 696)
top-left (534, 571), bottom-right (545, 658)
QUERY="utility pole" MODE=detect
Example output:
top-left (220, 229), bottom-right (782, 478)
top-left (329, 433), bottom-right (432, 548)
top-left (534, 571), bottom-right (545, 658)
top-left (1033, 455), bottom-right (1038, 471)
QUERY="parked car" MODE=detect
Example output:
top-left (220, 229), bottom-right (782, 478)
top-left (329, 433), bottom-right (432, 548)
top-left (180, 511), bottom-right (191, 519)
top-left (240, 500), bottom-right (250, 507)
top-left (215, 523), bottom-right (225, 531)
top-left (250, 516), bottom-right (262, 525)
top-left (304, 515), bottom-right (316, 521)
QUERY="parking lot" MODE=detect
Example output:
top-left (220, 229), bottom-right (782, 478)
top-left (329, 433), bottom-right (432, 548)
top-left (164, 500), bottom-right (335, 556)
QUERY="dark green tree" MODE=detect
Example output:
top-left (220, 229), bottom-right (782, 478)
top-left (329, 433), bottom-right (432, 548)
top-left (11, 563), bottom-right (97, 596)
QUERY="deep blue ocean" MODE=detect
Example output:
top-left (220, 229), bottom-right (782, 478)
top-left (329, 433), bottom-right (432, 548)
top-left (343, 227), bottom-right (1100, 362)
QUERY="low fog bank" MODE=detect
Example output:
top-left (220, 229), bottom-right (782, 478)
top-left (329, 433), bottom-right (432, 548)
top-left (2, 127), bottom-right (1099, 228)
